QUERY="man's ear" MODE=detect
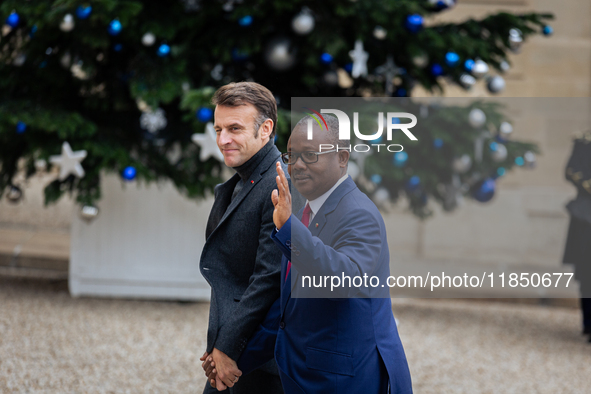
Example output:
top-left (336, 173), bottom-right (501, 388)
top-left (259, 119), bottom-right (274, 140)
top-left (338, 150), bottom-right (350, 168)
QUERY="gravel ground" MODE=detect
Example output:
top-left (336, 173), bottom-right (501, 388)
top-left (0, 278), bottom-right (589, 393)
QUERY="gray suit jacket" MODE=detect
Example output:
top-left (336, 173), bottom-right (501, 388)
top-left (200, 143), bottom-right (287, 363)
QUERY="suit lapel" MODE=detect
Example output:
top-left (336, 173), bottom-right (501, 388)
top-left (205, 175), bottom-right (240, 239)
top-left (216, 171), bottom-right (260, 229)
top-left (206, 146), bottom-right (281, 242)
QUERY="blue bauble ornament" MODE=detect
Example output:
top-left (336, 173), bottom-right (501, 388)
top-left (108, 19), bottom-right (122, 35)
top-left (394, 88), bottom-right (407, 97)
top-left (370, 174), bottom-right (382, 184)
top-left (433, 138), bottom-right (443, 149)
top-left (320, 52), bottom-right (333, 64)
top-left (496, 167), bottom-right (506, 178)
top-left (29, 25), bottom-right (37, 38)
top-left (196, 107), bottom-right (213, 123)
top-left (464, 59), bottom-right (475, 72)
top-left (543, 25), bottom-right (553, 36)
top-left (6, 12), bottom-right (20, 28)
top-left (76, 5), bottom-right (92, 19)
top-left (16, 121), bottom-right (27, 134)
top-left (393, 151), bottom-right (408, 167)
top-left (122, 166), bottom-right (137, 181)
top-left (232, 48), bottom-right (249, 61)
top-left (113, 43), bottom-right (123, 52)
top-left (372, 135), bottom-right (383, 144)
top-left (405, 14), bottom-right (423, 33)
top-left (238, 15), bottom-right (253, 27)
top-left (495, 134), bottom-right (507, 143)
top-left (515, 156), bottom-right (524, 166)
top-left (157, 43), bottom-right (170, 57)
top-left (405, 176), bottom-right (421, 192)
top-left (344, 63), bottom-right (353, 73)
top-left (431, 63), bottom-right (444, 77)
top-left (445, 52), bottom-right (460, 67)
top-left (472, 177), bottom-right (496, 203)
top-left (429, 0), bottom-right (457, 11)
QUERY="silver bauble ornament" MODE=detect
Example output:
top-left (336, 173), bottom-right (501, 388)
top-left (453, 154), bottom-right (472, 174)
top-left (487, 75), bottom-right (506, 94)
top-left (264, 38), bottom-right (296, 71)
top-left (500, 60), bottom-right (510, 73)
top-left (471, 59), bottom-right (489, 79)
top-left (373, 188), bottom-right (390, 206)
top-left (509, 28), bottom-right (523, 52)
top-left (13, 53), bottom-right (26, 66)
top-left (468, 108), bottom-right (486, 128)
top-left (6, 186), bottom-right (23, 204)
top-left (323, 71), bottom-right (339, 86)
top-left (459, 73), bottom-right (476, 89)
top-left (524, 151), bottom-right (536, 168)
top-left (373, 26), bottom-right (387, 40)
top-left (420, 105), bottom-right (429, 118)
top-left (442, 182), bottom-right (462, 211)
top-left (499, 122), bottom-right (513, 139)
top-left (347, 161), bottom-right (360, 180)
top-left (142, 32), bottom-right (156, 46)
top-left (80, 205), bottom-right (100, 221)
top-left (182, 0), bottom-right (202, 11)
top-left (60, 14), bottom-right (75, 32)
top-left (60, 52), bottom-right (72, 68)
top-left (211, 64), bottom-right (223, 81)
top-left (412, 52), bottom-right (429, 68)
top-left (292, 9), bottom-right (315, 35)
top-left (491, 143), bottom-right (508, 162)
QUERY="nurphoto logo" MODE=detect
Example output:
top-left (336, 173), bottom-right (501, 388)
top-left (304, 107), bottom-right (418, 153)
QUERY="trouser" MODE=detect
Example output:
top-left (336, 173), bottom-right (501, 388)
top-left (581, 298), bottom-right (591, 331)
top-left (203, 368), bottom-right (284, 394)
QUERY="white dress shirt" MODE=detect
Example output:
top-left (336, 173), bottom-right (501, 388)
top-left (306, 174), bottom-right (349, 223)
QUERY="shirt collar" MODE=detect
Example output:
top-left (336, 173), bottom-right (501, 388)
top-left (306, 174), bottom-right (349, 217)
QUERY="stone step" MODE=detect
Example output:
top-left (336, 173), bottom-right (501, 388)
top-left (0, 226), bottom-right (69, 277)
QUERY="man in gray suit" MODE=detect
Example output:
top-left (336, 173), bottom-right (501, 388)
top-left (198, 82), bottom-right (286, 393)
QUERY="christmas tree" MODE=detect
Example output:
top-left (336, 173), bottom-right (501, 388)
top-left (0, 0), bottom-right (552, 218)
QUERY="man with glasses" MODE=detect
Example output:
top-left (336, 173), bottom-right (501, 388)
top-left (228, 115), bottom-right (413, 393)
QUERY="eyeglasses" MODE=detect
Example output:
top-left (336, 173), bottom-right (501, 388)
top-left (280, 150), bottom-right (337, 165)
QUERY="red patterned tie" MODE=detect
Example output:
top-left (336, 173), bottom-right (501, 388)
top-left (285, 203), bottom-right (311, 283)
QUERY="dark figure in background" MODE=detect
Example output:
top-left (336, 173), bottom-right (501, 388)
top-left (563, 132), bottom-right (591, 343)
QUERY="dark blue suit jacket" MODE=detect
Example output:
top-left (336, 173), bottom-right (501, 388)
top-left (238, 177), bottom-right (412, 393)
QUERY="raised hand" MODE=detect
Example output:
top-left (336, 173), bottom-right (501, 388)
top-left (271, 161), bottom-right (292, 229)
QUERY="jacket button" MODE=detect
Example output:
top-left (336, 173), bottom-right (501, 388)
top-left (286, 240), bottom-right (291, 247)
top-left (279, 321), bottom-right (285, 329)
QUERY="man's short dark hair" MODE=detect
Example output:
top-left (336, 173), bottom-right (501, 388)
top-left (212, 82), bottom-right (277, 139)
